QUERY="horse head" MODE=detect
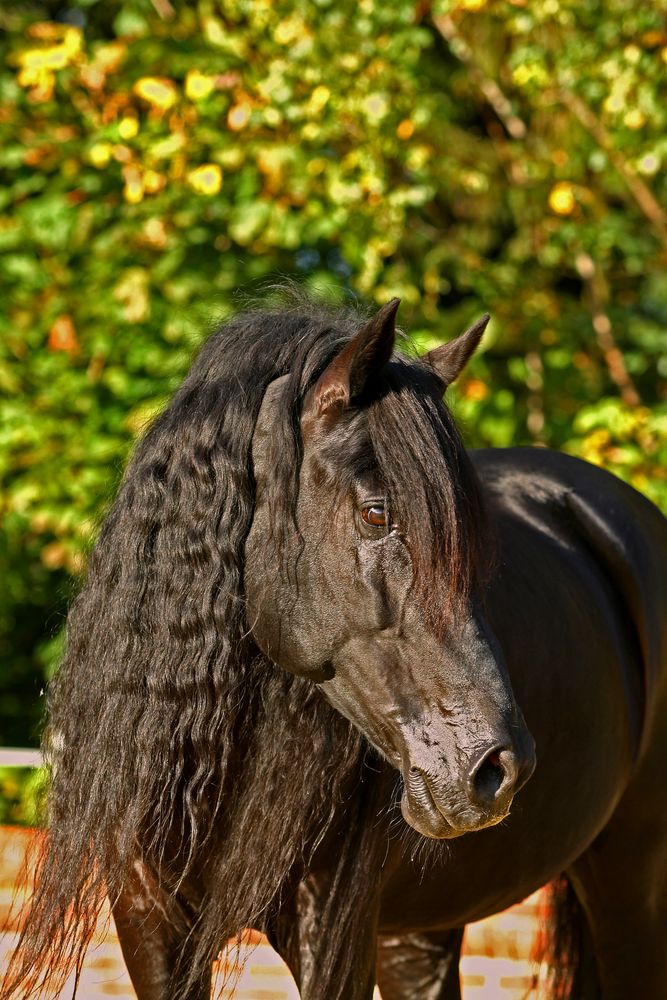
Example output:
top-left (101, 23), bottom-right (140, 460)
top-left (245, 302), bottom-right (535, 839)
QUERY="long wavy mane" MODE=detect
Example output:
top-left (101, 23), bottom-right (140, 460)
top-left (3, 294), bottom-right (486, 999)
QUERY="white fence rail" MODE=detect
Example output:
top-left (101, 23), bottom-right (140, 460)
top-left (0, 748), bottom-right (42, 768)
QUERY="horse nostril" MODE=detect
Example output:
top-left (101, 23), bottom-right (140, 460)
top-left (469, 746), bottom-right (513, 807)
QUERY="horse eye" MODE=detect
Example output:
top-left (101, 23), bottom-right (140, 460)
top-left (361, 503), bottom-right (387, 528)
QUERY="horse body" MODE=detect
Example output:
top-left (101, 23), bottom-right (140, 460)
top-left (252, 414), bottom-right (667, 997)
top-left (6, 299), bottom-right (667, 1000)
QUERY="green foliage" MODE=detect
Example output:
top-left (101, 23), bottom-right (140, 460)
top-left (1, 0), bottom-right (665, 767)
top-left (565, 397), bottom-right (667, 511)
top-left (0, 767), bottom-right (46, 826)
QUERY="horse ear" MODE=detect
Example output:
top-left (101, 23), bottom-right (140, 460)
top-left (425, 314), bottom-right (490, 386)
top-left (306, 298), bottom-right (399, 417)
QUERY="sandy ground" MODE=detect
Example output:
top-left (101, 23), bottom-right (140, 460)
top-left (0, 826), bottom-right (548, 999)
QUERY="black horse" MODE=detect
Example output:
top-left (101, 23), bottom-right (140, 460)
top-left (5, 298), bottom-right (667, 1000)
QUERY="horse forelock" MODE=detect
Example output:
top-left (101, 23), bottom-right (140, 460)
top-left (366, 359), bottom-right (488, 634)
top-left (288, 349), bottom-right (488, 636)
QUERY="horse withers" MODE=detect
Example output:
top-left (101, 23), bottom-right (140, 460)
top-left (4, 297), bottom-right (667, 1000)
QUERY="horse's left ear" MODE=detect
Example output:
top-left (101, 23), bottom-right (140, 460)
top-left (305, 298), bottom-right (399, 417)
top-left (425, 314), bottom-right (490, 387)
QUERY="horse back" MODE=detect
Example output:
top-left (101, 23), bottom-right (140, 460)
top-left (473, 447), bottom-right (667, 759)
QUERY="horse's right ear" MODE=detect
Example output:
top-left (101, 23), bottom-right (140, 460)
top-left (304, 299), bottom-right (399, 419)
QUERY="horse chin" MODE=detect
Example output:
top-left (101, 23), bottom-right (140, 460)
top-left (400, 770), bottom-right (510, 841)
top-left (400, 791), bottom-right (460, 840)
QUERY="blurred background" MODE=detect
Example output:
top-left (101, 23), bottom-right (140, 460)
top-left (1, 0), bottom-right (666, 822)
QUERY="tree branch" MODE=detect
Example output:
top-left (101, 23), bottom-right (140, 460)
top-left (149, 0), bottom-right (175, 20)
top-left (557, 89), bottom-right (667, 249)
top-left (575, 253), bottom-right (640, 407)
top-left (432, 14), bottom-right (527, 140)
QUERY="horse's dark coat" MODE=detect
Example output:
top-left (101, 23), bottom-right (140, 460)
top-left (5, 300), bottom-right (667, 1000)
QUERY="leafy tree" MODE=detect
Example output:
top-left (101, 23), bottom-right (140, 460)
top-left (1, 0), bottom-right (665, 766)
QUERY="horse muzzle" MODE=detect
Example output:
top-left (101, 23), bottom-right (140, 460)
top-left (400, 740), bottom-right (536, 839)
